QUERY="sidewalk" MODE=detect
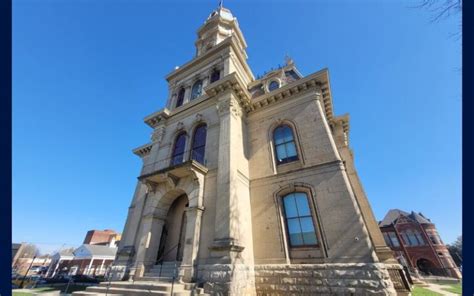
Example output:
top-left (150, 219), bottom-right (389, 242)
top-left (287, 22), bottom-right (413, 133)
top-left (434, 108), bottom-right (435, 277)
top-left (423, 283), bottom-right (458, 296)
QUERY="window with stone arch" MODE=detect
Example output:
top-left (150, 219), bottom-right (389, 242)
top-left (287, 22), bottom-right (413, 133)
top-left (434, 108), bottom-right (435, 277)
top-left (210, 69), bottom-right (220, 83)
top-left (191, 124), bottom-right (207, 165)
top-left (171, 132), bottom-right (187, 166)
top-left (282, 192), bottom-right (318, 247)
top-left (191, 80), bottom-right (203, 100)
top-left (273, 124), bottom-right (299, 165)
top-left (176, 88), bottom-right (185, 108)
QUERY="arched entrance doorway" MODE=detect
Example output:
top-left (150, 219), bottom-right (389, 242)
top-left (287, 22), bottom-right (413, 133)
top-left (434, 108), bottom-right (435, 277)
top-left (156, 194), bottom-right (189, 263)
top-left (416, 258), bottom-right (439, 276)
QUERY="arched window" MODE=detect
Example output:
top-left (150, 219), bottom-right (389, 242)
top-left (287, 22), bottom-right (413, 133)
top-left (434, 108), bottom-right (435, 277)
top-left (191, 124), bottom-right (207, 164)
top-left (282, 192), bottom-right (318, 247)
top-left (210, 69), bottom-right (220, 83)
top-left (176, 88), bottom-right (185, 108)
top-left (171, 132), bottom-right (186, 166)
top-left (191, 80), bottom-right (203, 100)
top-left (401, 230), bottom-right (425, 246)
top-left (273, 125), bottom-right (298, 165)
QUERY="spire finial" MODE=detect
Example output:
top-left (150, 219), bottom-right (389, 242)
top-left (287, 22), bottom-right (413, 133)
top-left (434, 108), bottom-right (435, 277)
top-left (285, 54), bottom-right (294, 66)
top-left (218, 0), bottom-right (223, 8)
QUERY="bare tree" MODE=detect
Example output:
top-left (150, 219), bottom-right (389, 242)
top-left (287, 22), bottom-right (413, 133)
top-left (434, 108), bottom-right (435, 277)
top-left (20, 243), bottom-right (41, 258)
top-left (417, 0), bottom-right (462, 22)
top-left (447, 236), bottom-right (462, 267)
top-left (415, 0), bottom-right (462, 39)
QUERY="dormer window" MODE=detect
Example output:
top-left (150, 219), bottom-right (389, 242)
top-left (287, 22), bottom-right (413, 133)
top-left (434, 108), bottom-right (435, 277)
top-left (210, 69), bottom-right (220, 83)
top-left (191, 80), bottom-right (203, 100)
top-left (268, 80), bottom-right (280, 92)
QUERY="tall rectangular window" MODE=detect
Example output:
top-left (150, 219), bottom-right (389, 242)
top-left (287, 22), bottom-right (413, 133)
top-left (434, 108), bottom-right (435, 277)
top-left (191, 124), bottom-right (207, 164)
top-left (282, 192), bottom-right (318, 247)
top-left (388, 232), bottom-right (400, 247)
top-left (383, 233), bottom-right (392, 247)
top-left (414, 231), bottom-right (425, 246)
top-left (171, 133), bottom-right (186, 166)
top-left (273, 125), bottom-right (298, 165)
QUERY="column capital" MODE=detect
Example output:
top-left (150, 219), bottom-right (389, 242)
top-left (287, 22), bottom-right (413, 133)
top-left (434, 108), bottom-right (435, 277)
top-left (142, 213), bottom-right (166, 223)
top-left (216, 96), bottom-right (242, 117)
top-left (185, 206), bottom-right (205, 214)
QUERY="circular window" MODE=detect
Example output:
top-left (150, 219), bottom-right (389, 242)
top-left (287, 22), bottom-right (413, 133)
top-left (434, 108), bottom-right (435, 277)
top-left (268, 80), bottom-right (280, 92)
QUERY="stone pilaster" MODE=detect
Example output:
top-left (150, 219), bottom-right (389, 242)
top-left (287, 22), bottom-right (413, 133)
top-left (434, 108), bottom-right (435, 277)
top-left (205, 92), bottom-right (256, 295)
top-left (181, 206), bottom-right (204, 282)
top-left (132, 216), bottom-right (165, 278)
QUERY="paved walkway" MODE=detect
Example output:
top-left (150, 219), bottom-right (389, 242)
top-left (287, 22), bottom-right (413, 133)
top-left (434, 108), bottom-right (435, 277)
top-left (423, 283), bottom-right (458, 296)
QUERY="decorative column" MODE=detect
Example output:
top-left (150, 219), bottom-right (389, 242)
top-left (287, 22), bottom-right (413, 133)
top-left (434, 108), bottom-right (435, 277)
top-left (99, 259), bottom-right (106, 275)
top-left (52, 260), bottom-right (61, 277)
top-left (87, 258), bottom-right (94, 276)
top-left (183, 84), bottom-right (192, 105)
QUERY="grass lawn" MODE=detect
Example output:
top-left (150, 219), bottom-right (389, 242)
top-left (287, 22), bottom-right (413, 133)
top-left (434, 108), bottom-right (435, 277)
top-left (13, 284), bottom-right (90, 295)
top-left (440, 282), bottom-right (462, 294)
top-left (411, 285), bottom-right (442, 296)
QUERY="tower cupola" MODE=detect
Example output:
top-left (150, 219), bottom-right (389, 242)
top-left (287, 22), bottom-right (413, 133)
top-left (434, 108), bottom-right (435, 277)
top-left (195, 5), bottom-right (248, 58)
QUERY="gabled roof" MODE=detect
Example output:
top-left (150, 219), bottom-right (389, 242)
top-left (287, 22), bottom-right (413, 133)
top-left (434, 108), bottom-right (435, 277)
top-left (74, 244), bottom-right (117, 258)
top-left (379, 209), bottom-right (432, 227)
top-left (58, 249), bottom-right (74, 257)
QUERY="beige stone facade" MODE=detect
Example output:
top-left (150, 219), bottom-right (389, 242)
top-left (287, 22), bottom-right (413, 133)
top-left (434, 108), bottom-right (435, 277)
top-left (109, 6), bottom-right (409, 296)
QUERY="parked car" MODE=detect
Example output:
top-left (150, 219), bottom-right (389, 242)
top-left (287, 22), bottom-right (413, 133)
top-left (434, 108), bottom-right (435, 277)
top-left (45, 275), bottom-right (71, 284)
top-left (29, 266), bottom-right (43, 274)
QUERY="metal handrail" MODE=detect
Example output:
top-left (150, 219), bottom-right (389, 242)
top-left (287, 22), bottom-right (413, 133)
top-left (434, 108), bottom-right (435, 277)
top-left (103, 260), bottom-right (156, 296)
top-left (155, 243), bottom-right (180, 277)
top-left (100, 244), bottom-right (182, 296)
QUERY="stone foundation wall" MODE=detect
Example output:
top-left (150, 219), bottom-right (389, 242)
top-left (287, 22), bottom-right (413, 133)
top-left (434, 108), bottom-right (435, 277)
top-left (254, 263), bottom-right (397, 296)
top-left (198, 264), bottom-right (256, 296)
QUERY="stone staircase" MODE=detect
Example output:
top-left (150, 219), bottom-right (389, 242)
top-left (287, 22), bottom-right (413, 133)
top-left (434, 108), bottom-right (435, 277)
top-left (72, 262), bottom-right (208, 296)
top-left (142, 262), bottom-right (180, 280)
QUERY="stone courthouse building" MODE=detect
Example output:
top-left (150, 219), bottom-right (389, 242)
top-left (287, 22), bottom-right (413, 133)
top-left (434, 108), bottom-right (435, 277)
top-left (92, 5), bottom-right (411, 296)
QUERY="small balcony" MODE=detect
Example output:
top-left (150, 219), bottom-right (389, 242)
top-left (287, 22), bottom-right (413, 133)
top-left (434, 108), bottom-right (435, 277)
top-left (138, 152), bottom-right (208, 186)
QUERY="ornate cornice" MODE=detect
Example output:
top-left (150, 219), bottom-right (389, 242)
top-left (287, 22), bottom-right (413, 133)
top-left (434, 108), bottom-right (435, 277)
top-left (331, 114), bottom-right (350, 134)
top-left (249, 68), bottom-right (335, 121)
top-left (204, 72), bottom-right (252, 112)
top-left (144, 108), bottom-right (170, 128)
top-left (132, 143), bottom-right (153, 158)
top-left (166, 36), bottom-right (254, 82)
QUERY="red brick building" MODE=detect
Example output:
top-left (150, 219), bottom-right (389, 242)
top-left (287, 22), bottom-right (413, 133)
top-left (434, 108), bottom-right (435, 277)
top-left (83, 229), bottom-right (120, 246)
top-left (46, 230), bottom-right (120, 278)
top-left (379, 209), bottom-right (461, 279)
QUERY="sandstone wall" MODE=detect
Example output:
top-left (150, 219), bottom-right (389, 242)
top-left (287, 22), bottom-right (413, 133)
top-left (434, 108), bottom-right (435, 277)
top-left (254, 263), bottom-right (396, 296)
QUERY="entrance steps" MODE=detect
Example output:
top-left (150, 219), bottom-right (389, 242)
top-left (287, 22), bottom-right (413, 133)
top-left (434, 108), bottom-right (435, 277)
top-left (72, 281), bottom-right (208, 296)
top-left (72, 262), bottom-right (208, 296)
top-left (145, 262), bottom-right (181, 279)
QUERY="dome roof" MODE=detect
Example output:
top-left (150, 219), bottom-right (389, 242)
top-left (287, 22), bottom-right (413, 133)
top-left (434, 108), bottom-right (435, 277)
top-left (207, 6), bottom-right (234, 22)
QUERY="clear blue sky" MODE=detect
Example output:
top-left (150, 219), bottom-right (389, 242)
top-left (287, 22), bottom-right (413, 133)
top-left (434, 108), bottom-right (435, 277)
top-left (13, 0), bottom-right (461, 254)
